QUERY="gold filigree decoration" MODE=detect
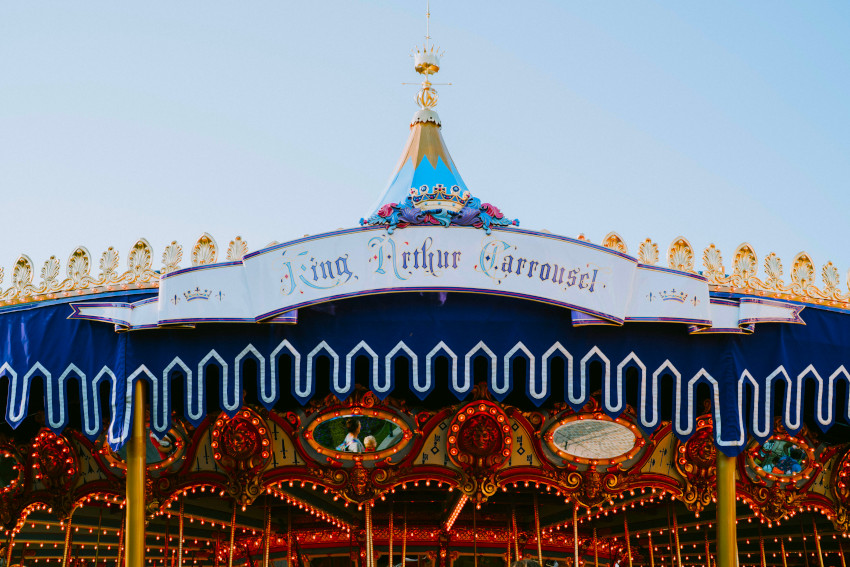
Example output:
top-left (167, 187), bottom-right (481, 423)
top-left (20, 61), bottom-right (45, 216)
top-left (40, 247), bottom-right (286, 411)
top-left (822, 262), bottom-right (840, 298)
top-left (192, 233), bottom-right (218, 266)
top-left (97, 247), bottom-right (120, 285)
top-left (602, 232), bottom-right (628, 254)
top-left (65, 247), bottom-right (93, 290)
top-left (39, 256), bottom-right (62, 293)
top-left (763, 253), bottom-right (785, 291)
top-left (161, 241), bottom-right (182, 275)
top-left (0, 232), bottom-right (849, 311)
top-left (123, 239), bottom-right (156, 284)
top-left (8, 255), bottom-right (35, 298)
top-left (790, 252), bottom-right (816, 297)
top-left (701, 244), bottom-right (728, 284)
top-left (226, 237), bottom-right (249, 262)
top-left (731, 243), bottom-right (758, 288)
top-left (668, 237), bottom-right (695, 273)
top-left (638, 238), bottom-right (659, 265)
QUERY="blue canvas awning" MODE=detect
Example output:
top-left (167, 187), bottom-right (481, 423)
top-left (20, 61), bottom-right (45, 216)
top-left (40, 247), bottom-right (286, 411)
top-left (1, 289), bottom-right (849, 456)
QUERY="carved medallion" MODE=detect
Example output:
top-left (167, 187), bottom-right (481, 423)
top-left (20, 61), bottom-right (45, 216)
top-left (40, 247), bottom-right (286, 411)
top-left (211, 408), bottom-right (272, 506)
top-left (447, 401), bottom-right (511, 503)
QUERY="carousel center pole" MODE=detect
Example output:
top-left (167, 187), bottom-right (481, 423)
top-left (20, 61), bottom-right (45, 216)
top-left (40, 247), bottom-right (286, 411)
top-left (715, 452), bottom-right (737, 567)
top-left (126, 379), bottom-right (147, 567)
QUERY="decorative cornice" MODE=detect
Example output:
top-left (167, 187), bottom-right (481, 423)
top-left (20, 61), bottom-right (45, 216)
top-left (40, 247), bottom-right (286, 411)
top-left (2, 231), bottom-right (850, 312)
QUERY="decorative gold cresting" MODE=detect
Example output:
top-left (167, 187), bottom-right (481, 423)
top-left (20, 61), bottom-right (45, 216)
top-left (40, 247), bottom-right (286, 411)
top-left (0, 233), bottom-right (849, 311)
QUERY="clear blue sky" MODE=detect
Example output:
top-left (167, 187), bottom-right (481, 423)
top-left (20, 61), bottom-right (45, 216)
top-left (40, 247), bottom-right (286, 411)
top-left (1, 2), bottom-right (849, 284)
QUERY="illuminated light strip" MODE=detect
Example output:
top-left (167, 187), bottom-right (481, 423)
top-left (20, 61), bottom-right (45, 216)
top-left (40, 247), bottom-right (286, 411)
top-left (443, 494), bottom-right (468, 533)
top-left (268, 484), bottom-right (353, 531)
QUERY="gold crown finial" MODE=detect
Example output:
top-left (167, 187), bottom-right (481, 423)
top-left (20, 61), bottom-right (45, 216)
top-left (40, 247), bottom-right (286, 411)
top-left (411, 1), bottom-right (444, 111)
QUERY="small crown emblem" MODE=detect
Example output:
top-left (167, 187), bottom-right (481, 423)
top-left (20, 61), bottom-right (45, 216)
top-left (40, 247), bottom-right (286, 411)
top-left (184, 287), bottom-right (212, 301)
top-left (408, 184), bottom-right (470, 213)
top-left (659, 289), bottom-right (688, 303)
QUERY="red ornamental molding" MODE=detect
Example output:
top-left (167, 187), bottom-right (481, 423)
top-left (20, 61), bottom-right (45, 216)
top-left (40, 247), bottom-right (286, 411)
top-left (675, 419), bottom-right (717, 513)
top-left (447, 401), bottom-right (511, 503)
top-left (210, 408), bottom-right (272, 507)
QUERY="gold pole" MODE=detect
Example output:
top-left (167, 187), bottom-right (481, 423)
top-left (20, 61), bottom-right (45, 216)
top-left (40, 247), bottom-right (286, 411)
top-left (365, 504), bottom-right (374, 567)
top-left (402, 505), bottom-right (407, 567)
top-left (715, 453), bottom-right (737, 567)
top-left (264, 501), bottom-right (272, 567)
top-left (594, 527), bottom-right (599, 567)
top-left (162, 510), bottom-right (169, 567)
top-left (473, 505), bottom-right (478, 567)
top-left (780, 538), bottom-right (788, 567)
top-left (178, 497), bottom-right (184, 567)
top-left (507, 508), bottom-right (512, 565)
top-left (512, 506), bottom-right (519, 561)
top-left (534, 494), bottom-right (543, 567)
top-left (5, 532), bottom-right (13, 567)
top-left (389, 503), bottom-right (394, 567)
top-left (117, 512), bottom-right (126, 567)
top-left (758, 524), bottom-right (765, 567)
top-left (62, 510), bottom-right (74, 567)
top-left (812, 518), bottom-right (825, 567)
top-left (624, 512), bottom-right (633, 567)
top-left (126, 379), bottom-right (147, 567)
top-left (287, 507), bottom-right (293, 567)
top-left (94, 507), bottom-right (103, 567)
top-left (648, 531), bottom-right (654, 567)
top-left (573, 505), bottom-right (579, 567)
top-left (670, 502), bottom-right (682, 567)
top-left (704, 525), bottom-right (710, 567)
top-left (840, 536), bottom-right (847, 567)
top-left (228, 502), bottom-right (237, 567)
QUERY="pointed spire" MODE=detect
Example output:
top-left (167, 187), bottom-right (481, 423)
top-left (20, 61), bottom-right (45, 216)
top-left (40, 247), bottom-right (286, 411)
top-left (365, 12), bottom-right (466, 216)
top-left (361, 6), bottom-right (518, 233)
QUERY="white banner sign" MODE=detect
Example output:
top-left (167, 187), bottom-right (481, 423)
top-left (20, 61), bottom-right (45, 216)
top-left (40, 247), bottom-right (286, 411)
top-left (69, 226), bottom-right (802, 332)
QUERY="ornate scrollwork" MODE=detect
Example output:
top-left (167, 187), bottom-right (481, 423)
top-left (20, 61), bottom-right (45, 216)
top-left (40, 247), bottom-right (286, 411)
top-left (161, 241), bottom-right (183, 275)
top-left (307, 461), bottom-right (401, 504)
top-left (563, 468), bottom-right (624, 509)
top-left (702, 244), bottom-right (729, 284)
top-left (123, 238), bottom-right (156, 283)
top-left (211, 408), bottom-right (273, 507)
top-left (31, 430), bottom-right (80, 519)
top-left (790, 252), bottom-right (817, 297)
top-left (748, 482), bottom-right (806, 524)
top-left (192, 233), bottom-right (218, 266)
top-left (447, 401), bottom-right (511, 503)
top-left (731, 243), bottom-right (758, 288)
top-left (638, 238), bottom-right (659, 265)
top-left (668, 237), bottom-right (695, 273)
top-left (674, 419), bottom-right (716, 513)
top-left (65, 247), bottom-right (93, 289)
top-left (763, 253), bottom-right (784, 290)
top-left (822, 262), bottom-right (841, 298)
top-left (832, 447), bottom-right (850, 531)
top-left (98, 247), bottom-right (120, 284)
top-left (227, 237), bottom-right (249, 261)
top-left (602, 232), bottom-right (628, 254)
top-left (39, 256), bottom-right (62, 293)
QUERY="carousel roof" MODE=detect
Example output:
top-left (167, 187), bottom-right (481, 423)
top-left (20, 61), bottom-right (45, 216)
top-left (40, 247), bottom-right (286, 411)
top-left (1, 21), bottom-right (850, 460)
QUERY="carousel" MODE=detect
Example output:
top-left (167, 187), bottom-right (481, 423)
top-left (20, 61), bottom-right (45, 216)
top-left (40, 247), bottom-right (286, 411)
top-left (3, 20), bottom-right (850, 567)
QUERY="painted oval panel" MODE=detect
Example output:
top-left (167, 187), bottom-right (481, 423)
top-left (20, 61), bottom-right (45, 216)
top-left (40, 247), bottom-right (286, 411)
top-left (551, 419), bottom-right (637, 461)
top-left (750, 438), bottom-right (810, 479)
top-left (313, 415), bottom-right (405, 455)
